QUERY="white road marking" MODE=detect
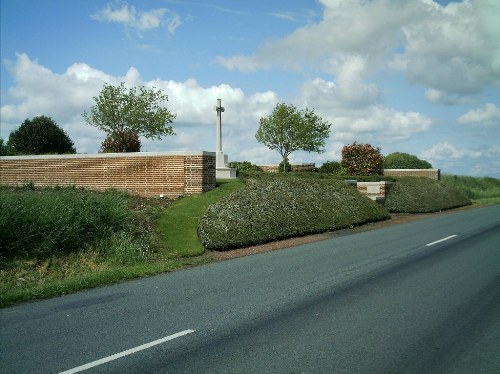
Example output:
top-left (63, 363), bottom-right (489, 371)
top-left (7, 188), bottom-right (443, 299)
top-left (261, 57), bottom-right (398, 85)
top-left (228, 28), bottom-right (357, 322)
top-left (58, 329), bottom-right (195, 374)
top-left (425, 235), bottom-right (458, 247)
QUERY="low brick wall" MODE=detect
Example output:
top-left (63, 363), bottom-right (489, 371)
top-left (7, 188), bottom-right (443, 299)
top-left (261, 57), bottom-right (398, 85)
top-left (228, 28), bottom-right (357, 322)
top-left (356, 181), bottom-right (393, 202)
top-left (382, 169), bottom-right (440, 180)
top-left (0, 151), bottom-right (216, 197)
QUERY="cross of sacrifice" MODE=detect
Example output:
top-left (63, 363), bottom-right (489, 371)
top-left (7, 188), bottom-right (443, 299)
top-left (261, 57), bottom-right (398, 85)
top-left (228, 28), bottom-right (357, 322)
top-left (215, 98), bottom-right (225, 154)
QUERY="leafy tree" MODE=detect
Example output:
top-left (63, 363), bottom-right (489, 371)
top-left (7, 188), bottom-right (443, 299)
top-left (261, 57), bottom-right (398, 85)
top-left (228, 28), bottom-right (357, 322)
top-left (383, 152), bottom-right (432, 169)
top-left (101, 131), bottom-right (141, 153)
top-left (0, 138), bottom-right (8, 156)
top-left (319, 160), bottom-right (347, 175)
top-left (7, 116), bottom-right (76, 155)
top-left (341, 142), bottom-right (384, 176)
top-left (83, 82), bottom-right (176, 152)
top-left (255, 103), bottom-right (331, 172)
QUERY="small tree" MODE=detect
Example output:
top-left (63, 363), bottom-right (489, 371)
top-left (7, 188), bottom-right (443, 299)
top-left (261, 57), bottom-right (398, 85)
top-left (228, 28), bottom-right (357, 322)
top-left (342, 142), bottom-right (384, 176)
top-left (255, 103), bottom-right (331, 172)
top-left (101, 131), bottom-right (141, 153)
top-left (83, 82), bottom-right (176, 152)
top-left (278, 157), bottom-right (292, 173)
top-left (383, 152), bottom-right (432, 169)
top-left (7, 116), bottom-right (76, 155)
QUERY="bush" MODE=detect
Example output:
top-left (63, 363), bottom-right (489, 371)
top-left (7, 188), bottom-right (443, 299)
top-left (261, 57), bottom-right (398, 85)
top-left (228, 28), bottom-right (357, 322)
top-left (198, 175), bottom-right (390, 251)
top-left (101, 131), bottom-right (141, 152)
top-left (383, 152), bottom-right (432, 169)
top-left (7, 116), bottom-right (76, 155)
top-left (318, 161), bottom-right (347, 175)
top-left (228, 161), bottom-right (263, 175)
top-left (342, 142), bottom-right (384, 176)
top-left (384, 177), bottom-right (471, 213)
top-left (278, 158), bottom-right (292, 172)
top-left (0, 187), bottom-right (131, 259)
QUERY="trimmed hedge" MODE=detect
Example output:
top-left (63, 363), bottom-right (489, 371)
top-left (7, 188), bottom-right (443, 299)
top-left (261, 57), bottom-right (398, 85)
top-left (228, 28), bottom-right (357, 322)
top-left (384, 177), bottom-right (471, 213)
top-left (198, 176), bottom-right (390, 251)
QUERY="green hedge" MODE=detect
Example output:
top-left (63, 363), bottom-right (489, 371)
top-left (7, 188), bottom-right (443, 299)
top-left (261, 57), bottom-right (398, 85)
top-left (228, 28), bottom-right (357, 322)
top-left (384, 177), bottom-right (471, 213)
top-left (0, 187), bottom-right (131, 258)
top-left (198, 176), bottom-right (390, 251)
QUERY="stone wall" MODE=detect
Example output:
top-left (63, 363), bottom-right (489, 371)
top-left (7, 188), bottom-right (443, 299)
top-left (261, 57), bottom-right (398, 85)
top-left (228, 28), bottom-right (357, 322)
top-left (0, 151), bottom-right (216, 198)
top-left (382, 168), bottom-right (440, 180)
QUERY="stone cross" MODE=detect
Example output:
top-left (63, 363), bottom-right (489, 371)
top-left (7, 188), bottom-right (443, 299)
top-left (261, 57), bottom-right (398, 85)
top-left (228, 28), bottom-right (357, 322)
top-left (215, 98), bottom-right (225, 155)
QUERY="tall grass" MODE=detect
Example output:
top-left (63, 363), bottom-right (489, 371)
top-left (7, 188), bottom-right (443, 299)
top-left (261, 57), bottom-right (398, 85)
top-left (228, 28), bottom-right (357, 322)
top-left (441, 174), bottom-right (500, 201)
top-left (0, 186), bottom-right (131, 259)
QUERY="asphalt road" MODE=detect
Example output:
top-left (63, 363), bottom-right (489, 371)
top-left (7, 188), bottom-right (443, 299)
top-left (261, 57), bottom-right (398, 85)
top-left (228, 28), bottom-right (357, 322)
top-left (1, 205), bottom-right (499, 373)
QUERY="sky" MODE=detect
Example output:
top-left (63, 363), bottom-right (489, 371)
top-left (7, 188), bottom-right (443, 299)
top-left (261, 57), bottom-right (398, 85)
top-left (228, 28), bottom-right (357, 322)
top-left (1, 0), bottom-right (499, 177)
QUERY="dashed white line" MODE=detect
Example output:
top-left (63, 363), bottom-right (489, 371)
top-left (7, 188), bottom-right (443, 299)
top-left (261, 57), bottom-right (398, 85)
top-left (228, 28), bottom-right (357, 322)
top-left (425, 235), bottom-right (458, 247)
top-left (58, 329), bottom-right (195, 374)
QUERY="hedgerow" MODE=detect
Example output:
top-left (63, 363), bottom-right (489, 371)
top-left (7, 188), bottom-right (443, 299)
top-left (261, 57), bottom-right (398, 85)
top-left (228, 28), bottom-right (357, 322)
top-left (198, 175), bottom-right (390, 251)
top-left (384, 177), bottom-right (471, 213)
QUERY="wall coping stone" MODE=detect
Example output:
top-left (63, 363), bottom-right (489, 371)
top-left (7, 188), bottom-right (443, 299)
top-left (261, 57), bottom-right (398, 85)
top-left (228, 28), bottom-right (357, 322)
top-left (0, 151), bottom-right (215, 161)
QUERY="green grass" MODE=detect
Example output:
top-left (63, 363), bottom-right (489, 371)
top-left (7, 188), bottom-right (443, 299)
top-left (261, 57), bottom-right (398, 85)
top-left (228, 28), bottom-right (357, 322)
top-left (3, 173), bottom-right (494, 307)
top-left (441, 174), bottom-right (500, 204)
top-left (158, 179), bottom-right (245, 257)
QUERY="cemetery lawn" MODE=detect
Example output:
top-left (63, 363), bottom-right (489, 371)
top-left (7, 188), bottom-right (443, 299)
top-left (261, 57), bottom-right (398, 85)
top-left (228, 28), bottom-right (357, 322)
top-left (158, 179), bottom-right (246, 257)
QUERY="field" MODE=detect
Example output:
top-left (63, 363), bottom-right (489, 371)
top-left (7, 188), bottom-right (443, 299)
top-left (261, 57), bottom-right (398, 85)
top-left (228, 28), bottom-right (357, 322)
top-left (1, 174), bottom-right (498, 307)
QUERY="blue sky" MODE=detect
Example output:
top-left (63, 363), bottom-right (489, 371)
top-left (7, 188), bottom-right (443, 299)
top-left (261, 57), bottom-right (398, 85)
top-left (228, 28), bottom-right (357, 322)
top-left (1, 0), bottom-right (499, 177)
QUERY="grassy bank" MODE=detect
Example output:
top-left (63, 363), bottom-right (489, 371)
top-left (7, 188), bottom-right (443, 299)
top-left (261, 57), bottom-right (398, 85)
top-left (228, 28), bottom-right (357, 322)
top-left (441, 174), bottom-right (500, 204)
top-left (1, 174), bottom-right (496, 307)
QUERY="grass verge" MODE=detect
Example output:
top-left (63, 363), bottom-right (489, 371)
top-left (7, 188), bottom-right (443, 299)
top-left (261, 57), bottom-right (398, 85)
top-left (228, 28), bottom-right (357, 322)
top-left (158, 179), bottom-right (245, 257)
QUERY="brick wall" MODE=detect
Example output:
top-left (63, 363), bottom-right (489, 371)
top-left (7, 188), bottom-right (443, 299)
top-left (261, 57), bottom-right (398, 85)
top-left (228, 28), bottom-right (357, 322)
top-left (0, 152), bottom-right (216, 197)
top-left (382, 169), bottom-right (440, 180)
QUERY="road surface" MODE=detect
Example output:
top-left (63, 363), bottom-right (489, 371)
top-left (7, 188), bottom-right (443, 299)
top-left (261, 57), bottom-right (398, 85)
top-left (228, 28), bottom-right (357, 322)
top-left (1, 205), bottom-right (499, 373)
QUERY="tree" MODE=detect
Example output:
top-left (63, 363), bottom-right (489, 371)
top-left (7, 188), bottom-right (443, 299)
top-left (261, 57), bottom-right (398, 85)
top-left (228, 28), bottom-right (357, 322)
top-left (82, 82), bottom-right (176, 152)
top-left (383, 152), bottom-right (432, 169)
top-left (0, 138), bottom-right (8, 156)
top-left (101, 131), bottom-right (141, 153)
top-left (341, 142), bottom-right (384, 176)
top-left (7, 116), bottom-right (76, 155)
top-left (255, 103), bottom-right (331, 172)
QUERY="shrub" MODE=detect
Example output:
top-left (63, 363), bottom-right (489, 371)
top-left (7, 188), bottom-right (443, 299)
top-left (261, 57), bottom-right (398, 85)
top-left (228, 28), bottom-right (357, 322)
top-left (384, 177), bottom-right (471, 213)
top-left (198, 175), bottom-right (390, 251)
top-left (7, 116), bottom-right (76, 155)
top-left (342, 142), bottom-right (384, 176)
top-left (0, 138), bottom-right (8, 156)
top-left (101, 131), bottom-right (141, 152)
top-left (0, 187), bottom-right (131, 259)
top-left (228, 161), bottom-right (263, 175)
top-left (383, 152), bottom-right (432, 169)
top-left (318, 161), bottom-right (347, 175)
top-left (278, 158), bottom-right (292, 172)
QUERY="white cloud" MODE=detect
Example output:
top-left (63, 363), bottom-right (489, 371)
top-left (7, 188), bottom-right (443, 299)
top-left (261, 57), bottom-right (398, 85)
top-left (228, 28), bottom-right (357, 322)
top-left (0, 54), bottom-right (278, 158)
top-left (458, 103), bottom-right (500, 126)
top-left (92, 2), bottom-right (181, 34)
top-left (296, 77), bottom-right (432, 143)
top-left (420, 141), bottom-right (482, 161)
top-left (218, 0), bottom-right (500, 101)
